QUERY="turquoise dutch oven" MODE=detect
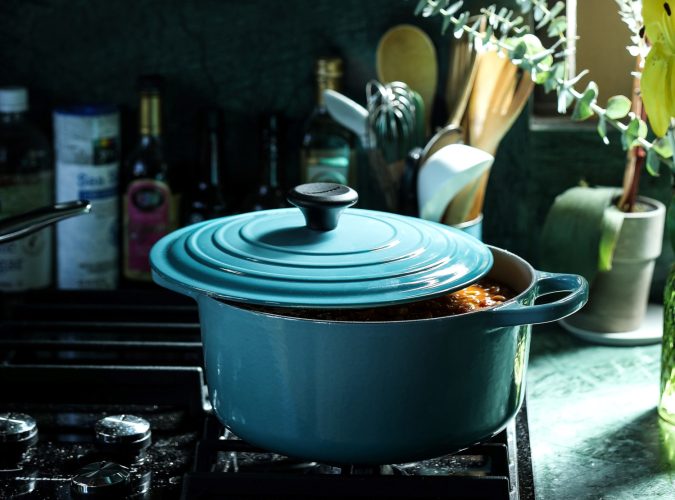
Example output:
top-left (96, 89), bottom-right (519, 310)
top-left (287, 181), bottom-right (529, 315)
top-left (151, 183), bottom-right (588, 465)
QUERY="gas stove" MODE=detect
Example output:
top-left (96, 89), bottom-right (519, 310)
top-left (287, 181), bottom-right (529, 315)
top-left (0, 289), bottom-right (535, 499)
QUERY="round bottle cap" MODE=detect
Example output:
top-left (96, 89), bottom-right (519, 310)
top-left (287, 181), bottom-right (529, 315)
top-left (0, 87), bottom-right (28, 113)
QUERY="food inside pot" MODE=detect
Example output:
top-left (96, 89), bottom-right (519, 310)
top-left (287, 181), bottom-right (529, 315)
top-left (241, 279), bottom-right (515, 321)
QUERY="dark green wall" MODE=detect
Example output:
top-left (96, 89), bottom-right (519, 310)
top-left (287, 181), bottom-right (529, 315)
top-left (1, 0), bottom-right (671, 298)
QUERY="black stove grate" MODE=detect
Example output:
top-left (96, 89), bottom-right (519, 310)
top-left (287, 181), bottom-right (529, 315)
top-left (0, 289), bottom-right (535, 499)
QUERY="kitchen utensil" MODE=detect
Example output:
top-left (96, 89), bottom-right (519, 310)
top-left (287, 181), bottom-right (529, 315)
top-left (417, 143), bottom-right (493, 223)
top-left (445, 36), bottom-right (479, 129)
top-left (0, 200), bottom-right (92, 243)
top-left (150, 182), bottom-right (588, 465)
top-left (376, 24), bottom-right (438, 132)
top-left (366, 80), bottom-right (418, 163)
top-left (444, 51), bottom-right (534, 224)
top-left (365, 80), bottom-right (419, 210)
top-left (397, 147), bottom-right (423, 216)
top-left (323, 89), bottom-right (369, 148)
top-left (420, 123), bottom-right (464, 164)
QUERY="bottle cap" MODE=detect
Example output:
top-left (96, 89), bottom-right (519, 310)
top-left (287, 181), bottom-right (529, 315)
top-left (137, 75), bottom-right (164, 93)
top-left (316, 58), bottom-right (343, 79)
top-left (0, 87), bottom-right (28, 113)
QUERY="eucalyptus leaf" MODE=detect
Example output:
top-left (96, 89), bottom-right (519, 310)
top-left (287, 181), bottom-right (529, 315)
top-left (547, 16), bottom-right (567, 37)
top-left (533, 4), bottom-right (545, 22)
top-left (571, 82), bottom-right (598, 121)
top-left (442, 14), bottom-right (453, 34)
top-left (549, 1), bottom-right (565, 18)
top-left (605, 95), bottom-right (632, 120)
top-left (597, 115), bottom-right (610, 145)
top-left (557, 88), bottom-right (574, 114)
top-left (646, 148), bottom-right (661, 176)
top-left (444, 0), bottom-right (464, 17)
top-left (653, 136), bottom-right (674, 159)
top-left (415, 0), bottom-right (429, 16)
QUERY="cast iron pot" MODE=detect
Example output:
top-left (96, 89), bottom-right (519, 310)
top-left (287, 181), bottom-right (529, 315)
top-left (151, 184), bottom-right (588, 465)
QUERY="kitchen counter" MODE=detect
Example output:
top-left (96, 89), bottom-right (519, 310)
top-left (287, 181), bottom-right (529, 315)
top-left (527, 313), bottom-right (675, 499)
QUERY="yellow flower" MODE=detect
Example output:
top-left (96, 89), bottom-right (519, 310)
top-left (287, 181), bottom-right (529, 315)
top-left (641, 1), bottom-right (675, 136)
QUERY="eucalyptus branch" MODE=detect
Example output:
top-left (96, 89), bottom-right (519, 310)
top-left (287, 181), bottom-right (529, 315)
top-left (416, 0), bottom-right (675, 176)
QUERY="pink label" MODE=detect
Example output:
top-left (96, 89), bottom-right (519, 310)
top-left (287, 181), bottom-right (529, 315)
top-left (126, 179), bottom-right (172, 274)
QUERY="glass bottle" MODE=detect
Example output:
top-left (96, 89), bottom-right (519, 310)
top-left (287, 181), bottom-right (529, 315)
top-left (660, 263), bottom-right (675, 424)
top-left (122, 75), bottom-right (178, 282)
top-left (183, 107), bottom-right (228, 225)
top-left (300, 57), bottom-right (356, 187)
top-left (242, 113), bottom-right (286, 211)
top-left (0, 87), bottom-right (53, 291)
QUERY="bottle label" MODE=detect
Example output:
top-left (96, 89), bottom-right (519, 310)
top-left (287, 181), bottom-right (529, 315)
top-left (124, 179), bottom-right (174, 277)
top-left (0, 171), bottom-right (53, 291)
top-left (302, 149), bottom-right (350, 185)
top-left (56, 162), bottom-right (119, 289)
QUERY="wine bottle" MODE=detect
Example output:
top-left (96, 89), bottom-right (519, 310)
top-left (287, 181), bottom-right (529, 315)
top-left (122, 75), bottom-right (178, 282)
top-left (183, 107), bottom-right (228, 225)
top-left (0, 87), bottom-right (53, 292)
top-left (300, 57), bottom-right (356, 187)
top-left (242, 113), bottom-right (286, 211)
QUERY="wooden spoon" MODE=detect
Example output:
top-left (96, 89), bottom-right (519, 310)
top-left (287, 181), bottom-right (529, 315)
top-left (377, 24), bottom-right (438, 134)
top-left (443, 52), bottom-right (534, 225)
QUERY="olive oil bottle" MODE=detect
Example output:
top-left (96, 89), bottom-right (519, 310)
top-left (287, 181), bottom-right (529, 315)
top-left (300, 58), bottom-right (356, 187)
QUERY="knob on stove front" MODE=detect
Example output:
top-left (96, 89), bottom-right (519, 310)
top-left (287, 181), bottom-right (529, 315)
top-left (95, 414), bottom-right (151, 453)
top-left (0, 412), bottom-right (38, 460)
top-left (70, 461), bottom-right (130, 497)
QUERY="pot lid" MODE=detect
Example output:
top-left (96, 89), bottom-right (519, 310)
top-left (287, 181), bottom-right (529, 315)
top-left (150, 183), bottom-right (493, 308)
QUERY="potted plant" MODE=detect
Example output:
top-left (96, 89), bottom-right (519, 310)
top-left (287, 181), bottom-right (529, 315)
top-left (412, 0), bottom-right (673, 415)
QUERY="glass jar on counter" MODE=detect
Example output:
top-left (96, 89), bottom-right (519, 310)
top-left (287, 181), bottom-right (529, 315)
top-left (0, 87), bottom-right (53, 291)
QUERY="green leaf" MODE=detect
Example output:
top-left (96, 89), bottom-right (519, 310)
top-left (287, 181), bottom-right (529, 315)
top-left (557, 88), bottom-right (574, 114)
top-left (533, 4), bottom-right (545, 22)
top-left (646, 148), bottom-right (661, 176)
top-left (509, 41), bottom-right (528, 61)
top-left (443, 0), bottom-right (464, 17)
top-left (621, 118), bottom-right (649, 149)
top-left (549, 1), bottom-right (565, 18)
top-left (653, 136), bottom-right (674, 159)
top-left (414, 0), bottom-right (429, 16)
top-left (539, 186), bottom-right (622, 282)
top-left (441, 13), bottom-right (453, 34)
top-left (597, 115), bottom-right (609, 145)
top-left (547, 16), bottom-right (567, 37)
top-left (598, 205), bottom-right (625, 272)
top-left (571, 82), bottom-right (598, 121)
top-left (605, 95), bottom-right (632, 120)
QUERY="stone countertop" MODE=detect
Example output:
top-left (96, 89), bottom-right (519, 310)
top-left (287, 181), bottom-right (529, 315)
top-left (526, 320), bottom-right (675, 499)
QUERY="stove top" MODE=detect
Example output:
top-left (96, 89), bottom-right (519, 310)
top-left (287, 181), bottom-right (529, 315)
top-left (0, 289), bottom-right (535, 499)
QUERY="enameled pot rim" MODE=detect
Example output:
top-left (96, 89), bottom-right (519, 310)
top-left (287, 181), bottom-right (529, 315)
top-left (205, 245), bottom-right (537, 325)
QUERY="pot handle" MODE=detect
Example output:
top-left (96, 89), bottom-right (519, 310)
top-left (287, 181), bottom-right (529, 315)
top-left (488, 271), bottom-right (588, 327)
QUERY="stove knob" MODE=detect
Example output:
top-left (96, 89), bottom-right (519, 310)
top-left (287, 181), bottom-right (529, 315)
top-left (95, 415), bottom-right (151, 453)
top-left (0, 412), bottom-right (38, 464)
top-left (70, 462), bottom-right (130, 497)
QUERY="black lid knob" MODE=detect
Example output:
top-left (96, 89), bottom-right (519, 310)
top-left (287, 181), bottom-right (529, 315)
top-left (287, 183), bottom-right (358, 231)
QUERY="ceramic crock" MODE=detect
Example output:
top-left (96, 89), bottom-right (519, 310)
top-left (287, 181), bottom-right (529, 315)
top-left (150, 183), bottom-right (588, 464)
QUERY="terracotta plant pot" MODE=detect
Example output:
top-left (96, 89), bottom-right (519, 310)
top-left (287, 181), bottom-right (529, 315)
top-left (562, 196), bottom-right (666, 337)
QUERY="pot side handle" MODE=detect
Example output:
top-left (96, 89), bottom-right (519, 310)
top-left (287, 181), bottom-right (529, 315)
top-left (488, 272), bottom-right (589, 327)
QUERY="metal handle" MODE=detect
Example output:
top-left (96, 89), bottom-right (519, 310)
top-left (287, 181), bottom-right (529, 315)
top-left (287, 183), bottom-right (358, 231)
top-left (0, 200), bottom-right (92, 243)
top-left (486, 271), bottom-right (589, 327)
